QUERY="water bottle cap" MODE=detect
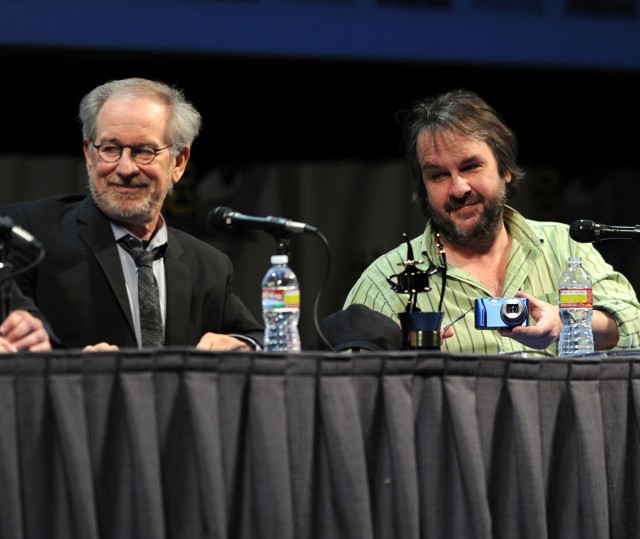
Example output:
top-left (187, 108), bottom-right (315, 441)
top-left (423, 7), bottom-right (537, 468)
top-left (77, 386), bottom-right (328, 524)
top-left (271, 255), bottom-right (289, 264)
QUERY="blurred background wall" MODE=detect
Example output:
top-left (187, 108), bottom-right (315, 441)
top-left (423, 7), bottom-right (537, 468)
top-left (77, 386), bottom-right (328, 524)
top-left (2, 0), bottom-right (640, 347)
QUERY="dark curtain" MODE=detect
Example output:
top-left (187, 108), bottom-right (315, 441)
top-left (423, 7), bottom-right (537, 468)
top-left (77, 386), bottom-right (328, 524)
top-left (0, 349), bottom-right (638, 539)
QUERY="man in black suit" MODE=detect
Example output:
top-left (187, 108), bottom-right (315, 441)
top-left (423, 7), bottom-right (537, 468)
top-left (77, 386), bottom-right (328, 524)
top-left (1, 78), bottom-right (262, 351)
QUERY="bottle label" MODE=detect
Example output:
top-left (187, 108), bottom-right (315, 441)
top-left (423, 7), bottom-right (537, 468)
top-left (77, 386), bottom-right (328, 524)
top-left (262, 288), bottom-right (300, 309)
top-left (559, 288), bottom-right (593, 308)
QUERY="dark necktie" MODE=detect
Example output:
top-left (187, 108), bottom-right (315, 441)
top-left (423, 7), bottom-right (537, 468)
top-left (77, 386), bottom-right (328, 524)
top-left (118, 235), bottom-right (166, 348)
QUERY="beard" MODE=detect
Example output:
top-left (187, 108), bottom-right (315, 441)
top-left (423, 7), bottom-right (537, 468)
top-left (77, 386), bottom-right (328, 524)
top-left (88, 174), bottom-right (172, 224)
top-left (426, 183), bottom-right (507, 245)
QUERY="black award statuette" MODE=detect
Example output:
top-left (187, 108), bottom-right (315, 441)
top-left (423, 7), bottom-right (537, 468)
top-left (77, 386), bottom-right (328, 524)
top-left (387, 234), bottom-right (445, 350)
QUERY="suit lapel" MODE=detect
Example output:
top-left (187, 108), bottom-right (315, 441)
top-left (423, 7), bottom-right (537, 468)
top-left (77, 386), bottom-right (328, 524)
top-left (75, 198), bottom-right (136, 334)
top-left (164, 231), bottom-right (192, 345)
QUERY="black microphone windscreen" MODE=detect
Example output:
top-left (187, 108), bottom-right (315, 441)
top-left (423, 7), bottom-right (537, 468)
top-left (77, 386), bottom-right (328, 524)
top-left (0, 215), bottom-right (15, 230)
top-left (208, 206), bottom-right (233, 230)
top-left (569, 220), bottom-right (596, 243)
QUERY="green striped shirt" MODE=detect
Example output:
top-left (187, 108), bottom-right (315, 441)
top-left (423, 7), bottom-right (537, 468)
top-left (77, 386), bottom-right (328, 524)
top-left (343, 207), bottom-right (640, 355)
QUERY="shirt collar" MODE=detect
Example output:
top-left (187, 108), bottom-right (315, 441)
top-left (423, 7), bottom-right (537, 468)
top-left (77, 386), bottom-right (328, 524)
top-left (110, 216), bottom-right (168, 250)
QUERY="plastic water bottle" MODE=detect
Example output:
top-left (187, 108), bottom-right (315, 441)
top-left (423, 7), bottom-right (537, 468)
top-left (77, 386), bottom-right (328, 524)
top-left (261, 255), bottom-right (301, 352)
top-left (558, 256), bottom-right (594, 356)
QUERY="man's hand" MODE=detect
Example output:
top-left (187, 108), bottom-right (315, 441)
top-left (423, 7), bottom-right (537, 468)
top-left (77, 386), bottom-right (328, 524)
top-left (196, 333), bottom-right (252, 351)
top-left (83, 342), bottom-right (121, 352)
top-left (83, 334), bottom-right (254, 352)
top-left (498, 291), bottom-right (562, 349)
top-left (0, 310), bottom-right (52, 352)
top-left (441, 325), bottom-right (455, 342)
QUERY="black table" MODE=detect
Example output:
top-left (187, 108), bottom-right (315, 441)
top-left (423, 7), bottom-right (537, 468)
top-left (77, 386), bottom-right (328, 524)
top-left (0, 348), bottom-right (637, 539)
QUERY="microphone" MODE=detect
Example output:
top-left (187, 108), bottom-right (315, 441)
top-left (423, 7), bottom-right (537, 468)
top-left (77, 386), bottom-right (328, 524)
top-left (0, 215), bottom-right (42, 249)
top-left (569, 219), bottom-right (640, 243)
top-left (209, 206), bottom-right (319, 235)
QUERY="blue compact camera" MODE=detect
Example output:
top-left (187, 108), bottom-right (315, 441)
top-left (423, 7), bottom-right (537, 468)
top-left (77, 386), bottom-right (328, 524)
top-left (474, 297), bottom-right (529, 330)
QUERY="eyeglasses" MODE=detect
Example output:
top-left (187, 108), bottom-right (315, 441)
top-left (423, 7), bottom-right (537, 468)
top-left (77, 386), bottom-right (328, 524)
top-left (92, 143), bottom-right (172, 165)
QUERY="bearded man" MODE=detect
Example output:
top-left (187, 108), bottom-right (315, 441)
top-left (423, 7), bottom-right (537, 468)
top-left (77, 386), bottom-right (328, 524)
top-left (344, 89), bottom-right (640, 355)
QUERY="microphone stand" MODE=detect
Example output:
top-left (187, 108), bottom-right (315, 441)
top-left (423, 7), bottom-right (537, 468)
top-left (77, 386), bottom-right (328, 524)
top-left (266, 231), bottom-right (336, 351)
top-left (270, 233), bottom-right (291, 257)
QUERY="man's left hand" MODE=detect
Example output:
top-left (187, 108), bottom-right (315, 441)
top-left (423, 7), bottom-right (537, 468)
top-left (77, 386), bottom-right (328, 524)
top-left (196, 333), bottom-right (252, 351)
top-left (498, 291), bottom-right (561, 349)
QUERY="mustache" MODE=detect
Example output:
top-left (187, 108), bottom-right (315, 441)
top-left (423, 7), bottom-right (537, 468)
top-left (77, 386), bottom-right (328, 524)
top-left (107, 177), bottom-right (150, 188)
top-left (444, 193), bottom-right (482, 212)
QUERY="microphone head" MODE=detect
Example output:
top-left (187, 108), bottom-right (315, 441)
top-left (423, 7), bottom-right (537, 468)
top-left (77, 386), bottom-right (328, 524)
top-left (0, 215), bottom-right (15, 231)
top-left (208, 206), bottom-right (233, 231)
top-left (569, 219), bottom-right (596, 243)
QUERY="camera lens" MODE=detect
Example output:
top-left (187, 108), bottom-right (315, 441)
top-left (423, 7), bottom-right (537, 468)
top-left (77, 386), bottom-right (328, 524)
top-left (499, 299), bottom-right (527, 326)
